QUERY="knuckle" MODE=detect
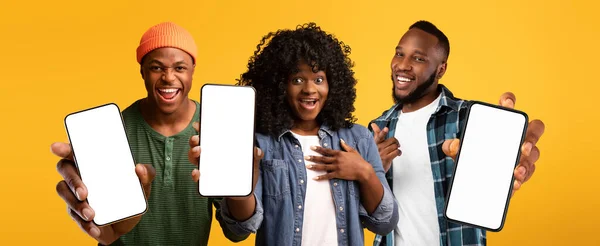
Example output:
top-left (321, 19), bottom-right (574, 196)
top-left (56, 159), bottom-right (67, 172)
top-left (68, 208), bottom-right (80, 221)
top-left (68, 204), bottom-right (86, 222)
top-left (68, 209), bottom-right (78, 221)
top-left (65, 176), bottom-right (78, 190)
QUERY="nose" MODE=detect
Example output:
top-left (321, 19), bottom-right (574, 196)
top-left (161, 68), bottom-right (177, 83)
top-left (302, 80), bottom-right (317, 94)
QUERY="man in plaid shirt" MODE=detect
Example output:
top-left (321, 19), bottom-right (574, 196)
top-left (369, 20), bottom-right (546, 246)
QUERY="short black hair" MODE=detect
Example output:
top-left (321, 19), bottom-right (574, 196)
top-left (409, 20), bottom-right (450, 61)
top-left (236, 23), bottom-right (357, 137)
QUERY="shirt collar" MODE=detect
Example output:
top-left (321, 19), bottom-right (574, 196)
top-left (276, 123), bottom-right (334, 141)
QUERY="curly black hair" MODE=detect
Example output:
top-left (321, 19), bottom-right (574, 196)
top-left (236, 22), bottom-right (358, 137)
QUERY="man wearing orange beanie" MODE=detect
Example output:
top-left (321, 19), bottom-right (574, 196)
top-left (52, 22), bottom-right (245, 245)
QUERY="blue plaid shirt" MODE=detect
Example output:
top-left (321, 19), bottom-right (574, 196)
top-left (369, 84), bottom-right (486, 246)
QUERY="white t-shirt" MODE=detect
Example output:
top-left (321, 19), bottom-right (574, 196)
top-left (392, 95), bottom-right (442, 246)
top-left (291, 132), bottom-right (338, 246)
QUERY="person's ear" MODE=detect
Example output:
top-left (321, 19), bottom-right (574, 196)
top-left (436, 62), bottom-right (447, 79)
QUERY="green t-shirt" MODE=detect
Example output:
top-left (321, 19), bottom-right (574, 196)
top-left (105, 99), bottom-right (239, 246)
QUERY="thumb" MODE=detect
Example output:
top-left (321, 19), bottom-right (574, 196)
top-left (252, 147), bottom-right (263, 190)
top-left (442, 139), bottom-right (460, 160)
top-left (380, 127), bottom-right (389, 140)
top-left (370, 123), bottom-right (385, 143)
top-left (498, 92), bottom-right (516, 109)
top-left (340, 138), bottom-right (355, 152)
top-left (50, 142), bottom-right (74, 160)
top-left (192, 121), bottom-right (200, 133)
top-left (253, 147), bottom-right (263, 166)
top-left (135, 164), bottom-right (156, 198)
top-left (371, 123), bottom-right (381, 135)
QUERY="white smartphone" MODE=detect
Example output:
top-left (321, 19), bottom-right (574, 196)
top-left (444, 101), bottom-right (528, 232)
top-left (198, 84), bottom-right (256, 197)
top-left (64, 103), bottom-right (147, 226)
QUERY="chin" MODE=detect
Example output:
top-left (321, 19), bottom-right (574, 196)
top-left (296, 114), bottom-right (318, 121)
top-left (394, 93), bottom-right (407, 101)
top-left (158, 107), bottom-right (177, 115)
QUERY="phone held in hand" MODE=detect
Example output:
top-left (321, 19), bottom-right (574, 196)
top-left (444, 100), bottom-right (528, 232)
top-left (64, 103), bottom-right (147, 226)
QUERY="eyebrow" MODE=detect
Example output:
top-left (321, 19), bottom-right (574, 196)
top-left (395, 46), bottom-right (428, 56)
top-left (147, 60), bottom-right (188, 66)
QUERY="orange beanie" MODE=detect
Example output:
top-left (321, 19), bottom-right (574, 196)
top-left (136, 22), bottom-right (197, 64)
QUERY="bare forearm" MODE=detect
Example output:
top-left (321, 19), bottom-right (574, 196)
top-left (226, 195), bottom-right (256, 221)
top-left (358, 166), bottom-right (384, 214)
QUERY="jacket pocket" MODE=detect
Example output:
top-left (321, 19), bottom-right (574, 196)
top-left (261, 159), bottom-right (291, 200)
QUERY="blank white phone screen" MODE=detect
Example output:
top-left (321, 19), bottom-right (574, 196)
top-left (445, 103), bottom-right (527, 231)
top-left (199, 84), bottom-right (256, 197)
top-left (64, 103), bottom-right (146, 226)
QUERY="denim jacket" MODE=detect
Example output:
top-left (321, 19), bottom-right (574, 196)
top-left (217, 123), bottom-right (399, 246)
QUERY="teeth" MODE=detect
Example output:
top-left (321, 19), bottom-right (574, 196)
top-left (159, 88), bottom-right (178, 93)
top-left (301, 99), bottom-right (316, 102)
top-left (396, 76), bottom-right (412, 82)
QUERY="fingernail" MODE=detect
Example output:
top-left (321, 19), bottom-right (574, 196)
top-left (310, 146), bottom-right (317, 150)
top-left (82, 208), bottom-right (93, 221)
top-left (304, 156), bottom-right (311, 161)
top-left (193, 146), bottom-right (200, 153)
top-left (75, 188), bottom-right (83, 201)
top-left (257, 147), bottom-right (262, 156)
top-left (306, 164), bottom-right (312, 169)
top-left (193, 122), bottom-right (199, 128)
top-left (523, 142), bottom-right (532, 156)
top-left (313, 176), bottom-right (319, 180)
top-left (340, 138), bottom-right (346, 144)
top-left (90, 226), bottom-right (101, 237)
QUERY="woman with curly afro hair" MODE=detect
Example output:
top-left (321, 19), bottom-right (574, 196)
top-left (193, 23), bottom-right (398, 246)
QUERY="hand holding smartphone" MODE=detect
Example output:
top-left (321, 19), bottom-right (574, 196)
top-left (444, 101), bottom-right (528, 231)
top-left (64, 103), bottom-right (147, 226)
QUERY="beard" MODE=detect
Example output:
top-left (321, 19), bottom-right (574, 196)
top-left (392, 71), bottom-right (436, 105)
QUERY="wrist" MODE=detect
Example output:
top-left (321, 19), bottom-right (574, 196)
top-left (359, 163), bottom-right (376, 183)
top-left (226, 192), bottom-right (255, 202)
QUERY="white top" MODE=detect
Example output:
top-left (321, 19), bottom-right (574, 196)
top-left (392, 94), bottom-right (442, 246)
top-left (291, 132), bottom-right (338, 246)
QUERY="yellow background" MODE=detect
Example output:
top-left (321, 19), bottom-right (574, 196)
top-left (0, 0), bottom-right (596, 245)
